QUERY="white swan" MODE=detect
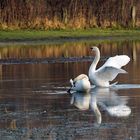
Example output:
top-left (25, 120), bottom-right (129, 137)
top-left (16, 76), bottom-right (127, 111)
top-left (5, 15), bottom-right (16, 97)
top-left (67, 74), bottom-right (91, 93)
top-left (89, 46), bottom-right (130, 87)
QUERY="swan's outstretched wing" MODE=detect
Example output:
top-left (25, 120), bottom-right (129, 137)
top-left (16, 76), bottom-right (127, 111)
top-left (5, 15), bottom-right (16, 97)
top-left (102, 55), bottom-right (130, 69)
top-left (96, 66), bottom-right (127, 81)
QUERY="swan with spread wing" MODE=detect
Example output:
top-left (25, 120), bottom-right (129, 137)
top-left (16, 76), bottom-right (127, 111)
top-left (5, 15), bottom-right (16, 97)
top-left (89, 46), bottom-right (130, 87)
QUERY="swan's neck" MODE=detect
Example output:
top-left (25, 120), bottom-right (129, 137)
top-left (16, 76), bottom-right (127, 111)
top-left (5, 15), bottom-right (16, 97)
top-left (89, 49), bottom-right (100, 71)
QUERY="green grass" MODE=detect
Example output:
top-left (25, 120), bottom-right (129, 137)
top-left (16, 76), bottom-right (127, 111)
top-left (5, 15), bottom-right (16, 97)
top-left (0, 28), bottom-right (140, 42)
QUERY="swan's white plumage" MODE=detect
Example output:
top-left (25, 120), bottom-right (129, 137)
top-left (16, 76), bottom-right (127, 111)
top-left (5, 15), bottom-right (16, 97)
top-left (96, 66), bottom-right (127, 81)
top-left (89, 47), bottom-right (130, 87)
top-left (68, 74), bottom-right (91, 92)
top-left (102, 55), bottom-right (130, 69)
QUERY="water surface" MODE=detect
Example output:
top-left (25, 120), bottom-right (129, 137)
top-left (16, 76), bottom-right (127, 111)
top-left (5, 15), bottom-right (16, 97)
top-left (0, 40), bottom-right (140, 139)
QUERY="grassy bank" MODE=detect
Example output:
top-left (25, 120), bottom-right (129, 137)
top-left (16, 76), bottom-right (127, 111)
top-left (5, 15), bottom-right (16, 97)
top-left (0, 28), bottom-right (140, 43)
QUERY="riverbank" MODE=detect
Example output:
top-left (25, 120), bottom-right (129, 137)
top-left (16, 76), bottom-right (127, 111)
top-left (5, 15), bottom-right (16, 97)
top-left (0, 28), bottom-right (140, 44)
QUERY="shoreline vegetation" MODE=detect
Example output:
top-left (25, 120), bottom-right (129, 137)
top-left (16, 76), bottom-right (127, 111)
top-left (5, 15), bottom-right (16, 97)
top-left (0, 28), bottom-right (140, 44)
top-left (0, 0), bottom-right (140, 30)
top-left (0, 1), bottom-right (140, 44)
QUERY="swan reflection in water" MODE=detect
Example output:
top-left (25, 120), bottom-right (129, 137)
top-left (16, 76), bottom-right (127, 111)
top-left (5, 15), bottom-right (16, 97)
top-left (70, 87), bottom-right (131, 125)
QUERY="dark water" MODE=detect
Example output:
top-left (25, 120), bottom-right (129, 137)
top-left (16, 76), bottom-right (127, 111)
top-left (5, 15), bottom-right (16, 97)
top-left (0, 41), bottom-right (140, 139)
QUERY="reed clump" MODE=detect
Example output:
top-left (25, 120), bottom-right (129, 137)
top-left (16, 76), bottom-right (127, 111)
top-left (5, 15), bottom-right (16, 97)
top-left (0, 0), bottom-right (140, 30)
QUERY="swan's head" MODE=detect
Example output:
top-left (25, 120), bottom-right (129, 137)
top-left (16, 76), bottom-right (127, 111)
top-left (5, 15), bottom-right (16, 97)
top-left (90, 46), bottom-right (99, 52)
top-left (90, 46), bottom-right (100, 57)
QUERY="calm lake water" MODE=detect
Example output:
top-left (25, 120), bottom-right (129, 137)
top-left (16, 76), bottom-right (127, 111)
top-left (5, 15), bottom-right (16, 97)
top-left (0, 40), bottom-right (140, 139)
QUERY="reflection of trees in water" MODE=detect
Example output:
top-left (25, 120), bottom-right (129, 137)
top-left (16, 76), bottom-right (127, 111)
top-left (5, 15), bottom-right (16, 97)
top-left (0, 41), bottom-right (139, 84)
top-left (0, 42), bottom-right (139, 139)
top-left (0, 41), bottom-right (139, 59)
top-left (0, 43), bottom-right (88, 59)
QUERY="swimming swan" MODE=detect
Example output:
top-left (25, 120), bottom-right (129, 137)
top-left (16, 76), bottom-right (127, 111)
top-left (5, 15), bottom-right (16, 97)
top-left (68, 74), bottom-right (91, 93)
top-left (89, 47), bottom-right (130, 87)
